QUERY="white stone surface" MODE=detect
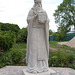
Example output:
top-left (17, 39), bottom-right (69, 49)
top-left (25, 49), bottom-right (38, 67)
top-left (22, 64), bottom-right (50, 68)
top-left (22, 68), bottom-right (56, 75)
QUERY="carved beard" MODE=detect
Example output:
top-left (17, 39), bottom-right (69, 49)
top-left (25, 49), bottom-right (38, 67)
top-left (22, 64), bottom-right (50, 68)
top-left (33, 4), bottom-right (42, 12)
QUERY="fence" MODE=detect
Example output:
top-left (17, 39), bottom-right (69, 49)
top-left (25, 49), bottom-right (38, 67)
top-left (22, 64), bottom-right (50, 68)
top-left (63, 33), bottom-right (75, 41)
top-left (49, 33), bottom-right (75, 41)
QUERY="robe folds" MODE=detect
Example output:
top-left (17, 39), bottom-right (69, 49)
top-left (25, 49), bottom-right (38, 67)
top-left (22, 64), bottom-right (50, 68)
top-left (26, 7), bottom-right (49, 73)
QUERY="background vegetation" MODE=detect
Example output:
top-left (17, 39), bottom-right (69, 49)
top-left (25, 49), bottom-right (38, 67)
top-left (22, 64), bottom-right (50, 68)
top-left (0, 22), bottom-right (28, 68)
top-left (49, 41), bottom-right (75, 69)
top-left (53, 0), bottom-right (75, 41)
top-left (0, 22), bottom-right (27, 51)
top-left (0, 42), bottom-right (75, 69)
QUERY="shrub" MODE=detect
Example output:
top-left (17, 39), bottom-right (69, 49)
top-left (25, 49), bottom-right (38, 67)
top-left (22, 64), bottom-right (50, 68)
top-left (55, 49), bottom-right (68, 64)
top-left (69, 64), bottom-right (75, 69)
top-left (1, 54), bottom-right (11, 64)
top-left (0, 30), bottom-right (16, 43)
top-left (16, 28), bottom-right (27, 43)
top-left (0, 22), bottom-right (20, 34)
top-left (0, 35), bottom-right (13, 51)
top-left (67, 54), bottom-right (74, 64)
top-left (11, 49), bottom-right (22, 64)
top-left (0, 53), bottom-right (11, 68)
top-left (50, 56), bottom-right (58, 66)
top-left (0, 62), bottom-right (6, 68)
top-left (49, 49), bottom-right (74, 67)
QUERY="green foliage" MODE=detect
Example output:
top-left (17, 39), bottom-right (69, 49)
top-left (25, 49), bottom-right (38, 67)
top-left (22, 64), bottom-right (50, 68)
top-left (17, 28), bottom-right (27, 43)
top-left (54, 0), bottom-right (75, 39)
top-left (69, 64), bottom-right (75, 69)
top-left (0, 22), bottom-right (20, 44)
top-left (0, 62), bottom-right (6, 68)
top-left (49, 41), bottom-right (75, 68)
top-left (0, 30), bottom-right (16, 42)
top-left (0, 40), bottom-right (75, 69)
top-left (0, 53), bottom-right (11, 68)
top-left (54, 0), bottom-right (75, 27)
top-left (49, 49), bottom-right (74, 67)
top-left (0, 35), bottom-right (13, 51)
top-left (56, 25), bottom-right (71, 41)
top-left (50, 56), bottom-right (58, 66)
top-left (0, 22), bottom-right (28, 43)
top-left (50, 41), bottom-right (58, 48)
top-left (49, 29), bottom-right (53, 35)
top-left (55, 32), bottom-right (66, 41)
top-left (0, 22), bottom-right (20, 34)
top-left (67, 54), bottom-right (74, 64)
top-left (10, 43), bottom-right (26, 64)
top-left (0, 43), bottom-right (27, 68)
top-left (11, 49), bottom-right (22, 64)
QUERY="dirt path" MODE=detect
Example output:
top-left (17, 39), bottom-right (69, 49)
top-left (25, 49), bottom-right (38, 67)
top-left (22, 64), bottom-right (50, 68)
top-left (58, 37), bottom-right (75, 48)
top-left (49, 47), bottom-right (57, 51)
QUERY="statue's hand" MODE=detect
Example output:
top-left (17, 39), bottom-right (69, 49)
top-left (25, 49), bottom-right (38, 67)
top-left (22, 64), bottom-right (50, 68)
top-left (34, 11), bottom-right (38, 17)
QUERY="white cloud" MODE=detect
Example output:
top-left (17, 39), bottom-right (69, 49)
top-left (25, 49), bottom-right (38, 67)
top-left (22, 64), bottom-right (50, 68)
top-left (0, 0), bottom-right (63, 32)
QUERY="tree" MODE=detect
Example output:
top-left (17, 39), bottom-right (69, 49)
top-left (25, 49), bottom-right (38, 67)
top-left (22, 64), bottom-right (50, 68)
top-left (49, 29), bottom-right (53, 35)
top-left (56, 25), bottom-right (71, 41)
top-left (54, 0), bottom-right (75, 31)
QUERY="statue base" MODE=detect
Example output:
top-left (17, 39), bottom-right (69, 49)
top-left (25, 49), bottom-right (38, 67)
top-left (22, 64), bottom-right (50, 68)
top-left (22, 68), bottom-right (56, 75)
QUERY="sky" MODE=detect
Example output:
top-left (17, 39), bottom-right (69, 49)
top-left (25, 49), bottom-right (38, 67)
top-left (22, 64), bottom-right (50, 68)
top-left (0, 0), bottom-right (63, 32)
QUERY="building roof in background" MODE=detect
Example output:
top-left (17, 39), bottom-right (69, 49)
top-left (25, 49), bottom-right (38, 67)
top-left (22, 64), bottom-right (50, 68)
top-left (67, 31), bottom-right (75, 34)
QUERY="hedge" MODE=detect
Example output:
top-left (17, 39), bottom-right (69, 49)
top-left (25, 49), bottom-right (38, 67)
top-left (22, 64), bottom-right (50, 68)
top-left (0, 35), bottom-right (13, 51)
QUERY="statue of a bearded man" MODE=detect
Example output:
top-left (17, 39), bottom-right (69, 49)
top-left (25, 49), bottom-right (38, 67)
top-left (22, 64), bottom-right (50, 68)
top-left (26, 0), bottom-right (49, 73)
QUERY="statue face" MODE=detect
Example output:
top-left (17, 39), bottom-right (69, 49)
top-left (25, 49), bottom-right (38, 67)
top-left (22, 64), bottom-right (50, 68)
top-left (34, 2), bottom-right (41, 7)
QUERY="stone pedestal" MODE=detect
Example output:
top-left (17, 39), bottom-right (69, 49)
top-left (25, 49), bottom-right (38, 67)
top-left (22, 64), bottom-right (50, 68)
top-left (22, 68), bottom-right (56, 75)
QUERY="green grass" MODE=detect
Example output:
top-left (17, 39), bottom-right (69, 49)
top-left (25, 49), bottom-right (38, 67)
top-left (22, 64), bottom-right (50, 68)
top-left (12, 43), bottom-right (27, 49)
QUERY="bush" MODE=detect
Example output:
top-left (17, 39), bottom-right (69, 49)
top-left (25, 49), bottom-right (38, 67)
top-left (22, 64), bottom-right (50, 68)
top-left (69, 64), bottom-right (75, 69)
top-left (49, 49), bottom-right (74, 67)
top-left (55, 49), bottom-right (68, 64)
top-left (50, 56), bottom-right (58, 66)
top-left (0, 53), bottom-right (11, 68)
top-left (0, 62), bottom-right (6, 68)
top-left (11, 49), bottom-right (22, 64)
top-left (0, 22), bottom-right (20, 34)
top-left (0, 35), bottom-right (13, 51)
top-left (0, 30), bottom-right (16, 43)
top-left (16, 28), bottom-right (27, 43)
top-left (67, 54), bottom-right (74, 64)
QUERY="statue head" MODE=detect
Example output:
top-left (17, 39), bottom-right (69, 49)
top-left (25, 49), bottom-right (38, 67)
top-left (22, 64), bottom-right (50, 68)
top-left (34, 0), bottom-right (42, 2)
top-left (34, 0), bottom-right (42, 8)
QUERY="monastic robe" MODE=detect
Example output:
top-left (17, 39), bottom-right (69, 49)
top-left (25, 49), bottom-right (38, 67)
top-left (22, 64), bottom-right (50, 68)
top-left (26, 7), bottom-right (49, 72)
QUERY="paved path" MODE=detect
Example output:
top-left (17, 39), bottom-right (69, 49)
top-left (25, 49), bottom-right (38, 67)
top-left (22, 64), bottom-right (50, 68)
top-left (0, 66), bottom-right (75, 75)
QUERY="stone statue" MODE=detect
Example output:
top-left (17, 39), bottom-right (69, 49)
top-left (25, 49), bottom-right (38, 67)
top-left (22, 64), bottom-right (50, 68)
top-left (26, 0), bottom-right (49, 73)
